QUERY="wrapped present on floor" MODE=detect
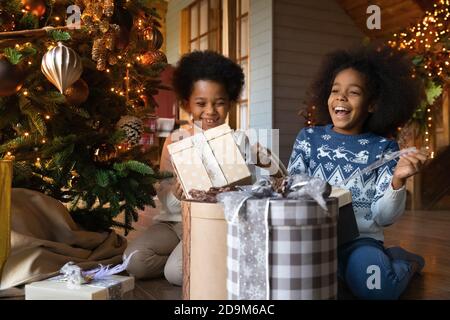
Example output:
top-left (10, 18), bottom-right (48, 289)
top-left (25, 252), bottom-right (137, 300)
top-left (25, 274), bottom-right (134, 300)
top-left (182, 178), bottom-right (359, 300)
top-left (0, 160), bottom-right (12, 277)
top-left (167, 124), bottom-right (252, 198)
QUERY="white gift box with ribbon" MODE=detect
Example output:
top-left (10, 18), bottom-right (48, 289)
top-left (167, 124), bottom-right (252, 197)
top-left (25, 275), bottom-right (134, 300)
top-left (25, 252), bottom-right (137, 300)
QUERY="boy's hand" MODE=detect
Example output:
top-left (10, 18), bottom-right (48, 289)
top-left (392, 149), bottom-right (428, 189)
top-left (254, 143), bottom-right (272, 168)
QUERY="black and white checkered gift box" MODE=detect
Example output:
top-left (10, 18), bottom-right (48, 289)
top-left (227, 198), bottom-right (338, 300)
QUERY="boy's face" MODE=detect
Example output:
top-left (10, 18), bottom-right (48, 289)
top-left (184, 80), bottom-right (231, 130)
top-left (327, 68), bottom-right (373, 135)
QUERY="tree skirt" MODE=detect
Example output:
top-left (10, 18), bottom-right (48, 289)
top-left (0, 188), bottom-right (126, 290)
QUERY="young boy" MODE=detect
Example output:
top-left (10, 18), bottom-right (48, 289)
top-left (125, 51), bottom-right (246, 285)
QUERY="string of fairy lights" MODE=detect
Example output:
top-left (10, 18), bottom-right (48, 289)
top-left (388, 0), bottom-right (449, 156)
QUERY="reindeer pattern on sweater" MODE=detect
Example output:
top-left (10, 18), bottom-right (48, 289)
top-left (288, 124), bottom-right (407, 241)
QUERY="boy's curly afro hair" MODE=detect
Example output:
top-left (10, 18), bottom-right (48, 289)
top-left (307, 46), bottom-right (424, 137)
top-left (172, 50), bottom-right (245, 105)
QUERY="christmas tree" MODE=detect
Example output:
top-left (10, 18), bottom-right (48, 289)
top-left (0, 0), bottom-right (169, 234)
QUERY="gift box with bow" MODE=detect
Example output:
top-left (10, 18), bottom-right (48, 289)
top-left (25, 274), bottom-right (134, 300)
top-left (25, 252), bottom-right (136, 300)
top-left (217, 175), bottom-right (339, 300)
top-left (167, 124), bottom-right (252, 198)
top-left (182, 175), bottom-right (359, 300)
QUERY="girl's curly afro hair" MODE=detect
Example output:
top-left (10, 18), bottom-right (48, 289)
top-left (172, 50), bottom-right (245, 104)
top-left (308, 46), bottom-right (424, 137)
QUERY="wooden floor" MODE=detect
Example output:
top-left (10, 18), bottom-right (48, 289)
top-left (1, 209), bottom-right (449, 300)
top-left (132, 209), bottom-right (450, 300)
top-left (384, 210), bottom-right (450, 299)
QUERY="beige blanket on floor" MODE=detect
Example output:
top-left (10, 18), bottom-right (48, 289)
top-left (0, 188), bottom-right (127, 290)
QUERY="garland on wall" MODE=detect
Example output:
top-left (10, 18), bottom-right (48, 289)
top-left (388, 0), bottom-right (449, 154)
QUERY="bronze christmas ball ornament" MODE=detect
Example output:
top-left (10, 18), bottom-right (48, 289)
top-left (21, 0), bottom-right (46, 17)
top-left (143, 26), bottom-right (163, 51)
top-left (0, 58), bottom-right (25, 97)
top-left (64, 79), bottom-right (89, 105)
top-left (92, 143), bottom-right (118, 165)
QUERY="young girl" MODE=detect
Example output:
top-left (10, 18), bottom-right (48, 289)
top-left (288, 46), bottom-right (428, 300)
top-left (125, 51), bottom-right (250, 286)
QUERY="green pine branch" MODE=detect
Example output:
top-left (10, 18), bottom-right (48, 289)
top-left (49, 30), bottom-right (71, 41)
top-left (3, 48), bottom-right (23, 65)
top-left (113, 160), bottom-right (154, 176)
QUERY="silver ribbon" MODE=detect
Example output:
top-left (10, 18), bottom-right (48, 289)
top-left (191, 132), bottom-right (228, 187)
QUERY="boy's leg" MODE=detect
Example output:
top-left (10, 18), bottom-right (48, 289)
top-left (343, 241), bottom-right (417, 300)
top-left (164, 241), bottom-right (183, 286)
top-left (125, 222), bottom-right (179, 279)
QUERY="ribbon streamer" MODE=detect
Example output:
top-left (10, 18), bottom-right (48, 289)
top-left (191, 132), bottom-right (228, 187)
top-left (58, 250), bottom-right (138, 288)
top-left (337, 147), bottom-right (418, 187)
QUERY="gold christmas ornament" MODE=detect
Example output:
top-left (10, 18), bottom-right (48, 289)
top-left (81, 12), bottom-right (94, 29)
top-left (140, 51), bottom-right (167, 66)
top-left (79, 0), bottom-right (120, 70)
top-left (99, 20), bottom-right (110, 33)
top-left (21, 0), bottom-right (46, 17)
top-left (90, 30), bottom-right (119, 71)
top-left (92, 38), bottom-right (106, 61)
top-left (105, 30), bottom-right (116, 51)
top-left (41, 42), bottom-right (83, 93)
top-left (108, 55), bottom-right (118, 65)
top-left (97, 58), bottom-right (107, 71)
top-left (90, 2), bottom-right (103, 20)
top-left (64, 79), bottom-right (89, 105)
top-left (103, 0), bottom-right (114, 18)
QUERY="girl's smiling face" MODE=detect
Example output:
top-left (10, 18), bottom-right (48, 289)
top-left (327, 68), bottom-right (374, 135)
top-left (184, 80), bottom-right (231, 130)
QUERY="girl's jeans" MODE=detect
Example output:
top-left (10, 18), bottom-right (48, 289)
top-left (338, 237), bottom-right (415, 300)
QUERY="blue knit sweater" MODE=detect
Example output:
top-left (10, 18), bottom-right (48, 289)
top-left (288, 124), bottom-right (407, 241)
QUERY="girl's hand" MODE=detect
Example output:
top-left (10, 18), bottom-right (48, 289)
top-left (392, 149), bottom-right (428, 189)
